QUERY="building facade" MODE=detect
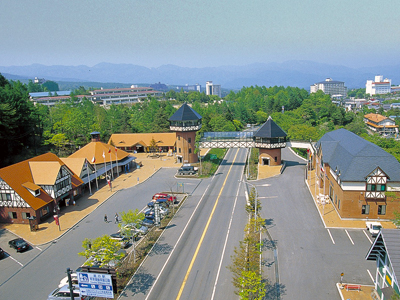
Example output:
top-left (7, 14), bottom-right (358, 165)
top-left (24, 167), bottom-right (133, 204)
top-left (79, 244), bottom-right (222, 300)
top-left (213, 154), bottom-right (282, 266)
top-left (366, 75), bottom-right (392, 95)
top-left (0, 153), bottom-right (83, 225)
top-left (206, 81), bottom-right (222, 98)
top-left (364, 113), bottom-right (399, 137)
top-left (310, 78), bottom-right (347, 98)
top-left (313, 129), bottom-right (400, 220)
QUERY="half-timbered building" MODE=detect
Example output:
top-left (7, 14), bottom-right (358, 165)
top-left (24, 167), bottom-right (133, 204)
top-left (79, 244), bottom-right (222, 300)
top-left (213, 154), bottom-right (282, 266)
top-left (313, 128), bottom-right (400, 219)
top-left (0, 153), bottom-right (83, 225)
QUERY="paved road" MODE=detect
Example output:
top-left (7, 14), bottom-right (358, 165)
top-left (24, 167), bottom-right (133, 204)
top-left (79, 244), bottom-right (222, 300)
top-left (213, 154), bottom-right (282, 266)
top-left (0, 168), bottom-right (199, 300)
top-left (120, 147), bottom-right (249, 300)
top-left (257, 147), bottom-right (375, 299)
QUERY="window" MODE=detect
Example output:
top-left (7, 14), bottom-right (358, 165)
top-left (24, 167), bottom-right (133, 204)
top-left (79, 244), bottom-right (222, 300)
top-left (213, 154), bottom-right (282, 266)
top-left (335, 195), bottom-right (337, 205)
top-left (367, 184), bottom-right (376, 191)
top-left (34, 189), bottom-right (40, 196)
top-left (338, 199), bottom-right (341, 209)
top-left (178, 136), bottom-right (180, 140)
top-left (377, 184), bottom-right (386, 192)
top-left (22, 212), bottom-right (31, 219)
top-left (1, 193), bottom-right (11, 201)
top-left (362, 205), bottom-right (370, 215)
top-left (378, 205), bottom-right (386, 215)
top-left (189, 148), bottom-right (192, 154)
top-left (188, 138), bottom-right (191, 143)
top-left (274, 156), bottom-right (277, 162)
top-left (8, 212), bottom-right (17, 219)
top-left (178, 148), bottom-right (181, 153)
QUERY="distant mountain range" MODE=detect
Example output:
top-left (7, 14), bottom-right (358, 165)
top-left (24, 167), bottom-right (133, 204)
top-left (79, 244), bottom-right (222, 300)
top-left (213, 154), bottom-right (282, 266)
top-left (1, 61), bottom-right (399, 90)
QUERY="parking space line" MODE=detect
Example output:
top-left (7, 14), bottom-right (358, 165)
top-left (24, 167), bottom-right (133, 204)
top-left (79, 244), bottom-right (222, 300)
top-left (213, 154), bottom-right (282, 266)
top-left (35, 246), bottom-right (42, 251)
top-left (345, 230), bottom-right (354, 245)
top-left (367, 269), bottom-right (375, 284)
top-left (363, 230), bottom-right (373, 244)
top-left (327, 229), bottom-right (335, 244)
top-left (8, 255), bottom-right (23, 266)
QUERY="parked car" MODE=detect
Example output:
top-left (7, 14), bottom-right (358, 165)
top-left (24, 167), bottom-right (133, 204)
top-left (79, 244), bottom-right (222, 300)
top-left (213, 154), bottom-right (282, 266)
top-left (123, 223), bottom-right (148, 236)
top-left (110, 232), bottom-right (130, 249)
top-left (178, 165), bottom-right (196, 175)
top-left (147, 199), bottom-right (169, 209)
top-left (8, 238), bottom-right (29, 252)
top-left (152, 193), bottom-right (177, 203)
top-left (142, 218), bottom-right (155, 227)
top-left (58, 273), bottom-right (78, 288)
top-left (48, 284), bottom-right (86, 300)
top-left (366, 221), bottom-right (382, 237)
top-left (0, 247), bottom-right (4, 259)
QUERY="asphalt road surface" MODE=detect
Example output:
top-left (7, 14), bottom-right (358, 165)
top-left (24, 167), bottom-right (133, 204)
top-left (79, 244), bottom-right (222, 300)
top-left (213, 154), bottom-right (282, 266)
top-left (120, 147), bottom-right (249, 300)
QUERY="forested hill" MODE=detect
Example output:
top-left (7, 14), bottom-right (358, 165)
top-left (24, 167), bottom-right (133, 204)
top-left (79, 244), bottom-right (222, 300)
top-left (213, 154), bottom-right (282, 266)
top-left (1, 73), bottom-right (400, 168)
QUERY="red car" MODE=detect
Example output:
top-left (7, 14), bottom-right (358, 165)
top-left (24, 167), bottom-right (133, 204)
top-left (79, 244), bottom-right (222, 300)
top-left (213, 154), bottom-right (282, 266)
top-left (152, 193), bottom-right (177, 203)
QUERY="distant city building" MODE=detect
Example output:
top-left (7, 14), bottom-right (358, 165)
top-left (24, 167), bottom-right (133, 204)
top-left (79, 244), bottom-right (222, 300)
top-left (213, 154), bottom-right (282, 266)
top-left (150, 82), bottom-right (169, 92)
top-left (175, 84), bottom-right (201, 92)
top-left (310, 78), bottom-right (347, 98)
top-left (89, 86), bottom-right (163, 106)
top-left (206, 81), bottom-right (221, 98)
top-left (33, 77), bottom-right (46, 84)
top-left (363, 113), bottom-right (399, 137)
top-left (366, 75), bottom-right (392, 95)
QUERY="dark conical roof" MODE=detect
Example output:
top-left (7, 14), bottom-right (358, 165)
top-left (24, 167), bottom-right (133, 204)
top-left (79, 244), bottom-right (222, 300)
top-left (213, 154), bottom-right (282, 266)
top-left (169, 103), bottom-right (202, 121)
top-left (254, 116), bottom-right (287, 138)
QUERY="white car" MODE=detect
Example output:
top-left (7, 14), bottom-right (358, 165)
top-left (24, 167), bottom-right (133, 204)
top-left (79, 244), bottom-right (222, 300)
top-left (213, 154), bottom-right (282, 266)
top-left (58, 273), bottom-right (78, 288)
top-left (48, 284), bottom-right (90, 300)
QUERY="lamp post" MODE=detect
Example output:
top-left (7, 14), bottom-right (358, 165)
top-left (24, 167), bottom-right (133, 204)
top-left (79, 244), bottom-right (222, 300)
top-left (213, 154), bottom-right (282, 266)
top-left (240, 180), bottom-right (258, 220)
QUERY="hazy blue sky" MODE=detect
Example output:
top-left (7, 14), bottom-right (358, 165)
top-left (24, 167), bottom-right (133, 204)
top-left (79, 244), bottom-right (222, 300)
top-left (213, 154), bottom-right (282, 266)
top-left (1, 0), bottom-right (399, 68)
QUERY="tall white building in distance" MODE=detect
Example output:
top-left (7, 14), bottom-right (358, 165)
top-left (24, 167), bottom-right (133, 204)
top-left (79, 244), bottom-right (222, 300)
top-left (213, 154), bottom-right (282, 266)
top-left (366, 75), bottom-right (392, 95)
top-left (206, 81), bottom-right (221, 98)
top-left (310, 78), bottom-right (347, 98)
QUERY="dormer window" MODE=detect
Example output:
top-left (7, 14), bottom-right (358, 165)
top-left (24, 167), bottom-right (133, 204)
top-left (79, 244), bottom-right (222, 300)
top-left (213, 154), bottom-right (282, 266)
top-left (35, 189), bottom-right (40, 197)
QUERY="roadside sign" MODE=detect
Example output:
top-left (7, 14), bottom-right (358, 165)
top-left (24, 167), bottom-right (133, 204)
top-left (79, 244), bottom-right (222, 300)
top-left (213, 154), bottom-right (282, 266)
top-left (77, 272), bottom-right (114, 299)
top-left (154, 202), bottom-right (161, 226)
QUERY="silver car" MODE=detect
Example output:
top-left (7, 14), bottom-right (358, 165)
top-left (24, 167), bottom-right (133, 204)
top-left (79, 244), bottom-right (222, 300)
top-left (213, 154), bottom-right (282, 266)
top-left (48, 284), bottom-right (90, 300)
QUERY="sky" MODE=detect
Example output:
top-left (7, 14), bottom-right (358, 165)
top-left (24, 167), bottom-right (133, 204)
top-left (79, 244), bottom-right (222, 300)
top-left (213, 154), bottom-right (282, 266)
top-left (1, 0), bottom-right (399, 69)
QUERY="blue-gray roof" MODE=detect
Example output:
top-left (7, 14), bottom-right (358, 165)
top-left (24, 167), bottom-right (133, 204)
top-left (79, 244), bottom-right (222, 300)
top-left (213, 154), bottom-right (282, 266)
top-left (29, 91), bottom-right (71, 98)
top-left (316, 80), bottom-right (344, 84)
top-left (316, 128), bottom-right (400, 181)
top-left (366, 229), bottom-right (400, 286)
top-left (169, 103), bottom-right (202, 121)
top-left (254, 117), bottom-right (287, 138)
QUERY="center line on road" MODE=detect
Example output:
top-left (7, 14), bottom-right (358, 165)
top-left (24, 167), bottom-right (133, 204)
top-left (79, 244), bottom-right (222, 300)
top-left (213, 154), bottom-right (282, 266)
top-left (210, 171), bottom-right (243, 300)
top-left (327, 229), bottom-right (335, 244)
top-left (345, 229), bottom-right (354, 245)
top-left (363, 230), bottom-right (373, 244)
top-left (175, 149), bottom-right (239, 300)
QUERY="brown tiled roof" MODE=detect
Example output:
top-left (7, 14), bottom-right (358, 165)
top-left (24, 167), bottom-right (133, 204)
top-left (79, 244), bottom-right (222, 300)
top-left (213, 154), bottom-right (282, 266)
top-left (108, 133), bottom-right (176, 148)
top-left (0, 153), bottom-right (83, 211)
top-left (68, 141), bottom-right (130, 164)
top-left (364, 113), bottom-right (387, 123)
top-left (60, 158), bottom-right (86, 177)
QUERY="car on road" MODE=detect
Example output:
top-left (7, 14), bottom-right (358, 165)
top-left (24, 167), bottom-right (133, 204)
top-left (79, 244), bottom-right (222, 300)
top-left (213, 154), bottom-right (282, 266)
top-left (58, 273), bottom-right (78, 288)
top-left (48, 284), bottom-right (88, 300)
top-left (110, 232), bottom-right (130, 249)
top-left (0, 247), bottom-right (4, 258)
top-left (178, 165), bottom-right (196, 175)
top-left (8, 238), bottom-right (29, 252)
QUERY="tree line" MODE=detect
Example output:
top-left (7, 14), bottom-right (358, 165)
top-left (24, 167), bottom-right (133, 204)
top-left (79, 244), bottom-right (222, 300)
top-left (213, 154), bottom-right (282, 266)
top-left (2, 72), bottom-right (400, 167)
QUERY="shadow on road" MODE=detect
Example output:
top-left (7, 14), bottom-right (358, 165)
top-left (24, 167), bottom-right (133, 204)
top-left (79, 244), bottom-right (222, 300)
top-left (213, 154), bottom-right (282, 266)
top-left (148, 243), bottom-right (173, 256)
top-left (265, 282), bottom-right (286, 300)
top-left (122, 268), bottom-right (156, 296)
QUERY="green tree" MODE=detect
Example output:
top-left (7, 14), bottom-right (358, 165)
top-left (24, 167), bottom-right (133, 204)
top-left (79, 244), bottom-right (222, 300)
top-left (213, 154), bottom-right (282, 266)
top-left (79, 235), bottom-right (124, 267)
top-left (238, 271), bottom-right (266, 300)
top-left (42, 80), bottom-right (59, 91)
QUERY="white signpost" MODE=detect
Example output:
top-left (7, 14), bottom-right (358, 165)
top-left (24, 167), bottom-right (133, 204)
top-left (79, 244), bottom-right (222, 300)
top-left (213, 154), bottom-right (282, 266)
top-left (77, 272), bottom-right (114, 299)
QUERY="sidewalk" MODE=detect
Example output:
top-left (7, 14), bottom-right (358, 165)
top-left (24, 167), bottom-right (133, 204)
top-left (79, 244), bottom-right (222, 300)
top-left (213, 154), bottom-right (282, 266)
top-left (0, 153), bottom-right (180, 246)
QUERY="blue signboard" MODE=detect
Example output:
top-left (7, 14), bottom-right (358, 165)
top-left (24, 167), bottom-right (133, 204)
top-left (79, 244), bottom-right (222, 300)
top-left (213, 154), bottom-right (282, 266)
top-left (77, 272), bottom-right (114, 298)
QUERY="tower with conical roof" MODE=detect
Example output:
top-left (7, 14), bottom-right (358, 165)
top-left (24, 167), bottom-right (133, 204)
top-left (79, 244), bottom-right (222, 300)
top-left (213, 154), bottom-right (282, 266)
top-left (253, 116), bottom-right (287, 166)
top-left (169, 103), bottom-right (202, 164)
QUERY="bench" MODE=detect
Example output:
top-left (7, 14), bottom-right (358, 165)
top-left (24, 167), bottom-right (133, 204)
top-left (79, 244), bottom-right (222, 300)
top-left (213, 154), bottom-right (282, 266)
top-left (345, 284), bottom-right (361, 291)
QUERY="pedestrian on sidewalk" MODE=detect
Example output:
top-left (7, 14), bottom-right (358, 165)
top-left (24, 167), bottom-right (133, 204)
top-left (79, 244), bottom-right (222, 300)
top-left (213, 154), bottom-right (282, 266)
top-left (104, 214), bottom-right (108, 223)
top-left (115, 213), bottom-right (119, 224)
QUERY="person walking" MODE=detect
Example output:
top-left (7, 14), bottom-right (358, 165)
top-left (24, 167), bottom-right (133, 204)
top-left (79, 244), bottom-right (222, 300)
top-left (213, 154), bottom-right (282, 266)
top-left (115, 213), bottom-right (119, 224)
top-left (104, 214), bottom-right (108, 223)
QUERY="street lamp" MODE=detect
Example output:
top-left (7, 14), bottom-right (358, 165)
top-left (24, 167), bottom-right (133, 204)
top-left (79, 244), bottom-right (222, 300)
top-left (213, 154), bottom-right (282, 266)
top-left (239, 180), bottom-right (258, 220)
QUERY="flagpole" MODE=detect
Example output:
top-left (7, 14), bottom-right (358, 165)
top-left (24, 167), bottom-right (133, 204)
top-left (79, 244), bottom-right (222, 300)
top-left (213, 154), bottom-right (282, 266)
top-left (109, 149), bottom-right (114, 180)
top-left (115, 147), bottom-right (119, 177)
top-left (103, 151), bottom-right (107, 180)
top-left (86, 160), bottom-right (92, 195)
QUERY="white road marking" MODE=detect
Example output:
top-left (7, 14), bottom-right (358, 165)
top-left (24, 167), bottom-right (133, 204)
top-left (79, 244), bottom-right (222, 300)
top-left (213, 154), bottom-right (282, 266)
top-left (327, 229), bottom-right (335, 244)
top-left (367, 269), bottom-right (375, 283)
top-left (8, 255), bottom-right (23, 266)
top-left (363, 230), bottom-right (373, 244)
top-left (35, 246), bottom-right (42, 251)
top-left (142, 184), bottom-right (211, 300)
top-left (259, 196), bottom-right (277, 199)
top-left (210, 174), bottom-right (242, 300)
top-left (345, 230), bottom-right (354, 245)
